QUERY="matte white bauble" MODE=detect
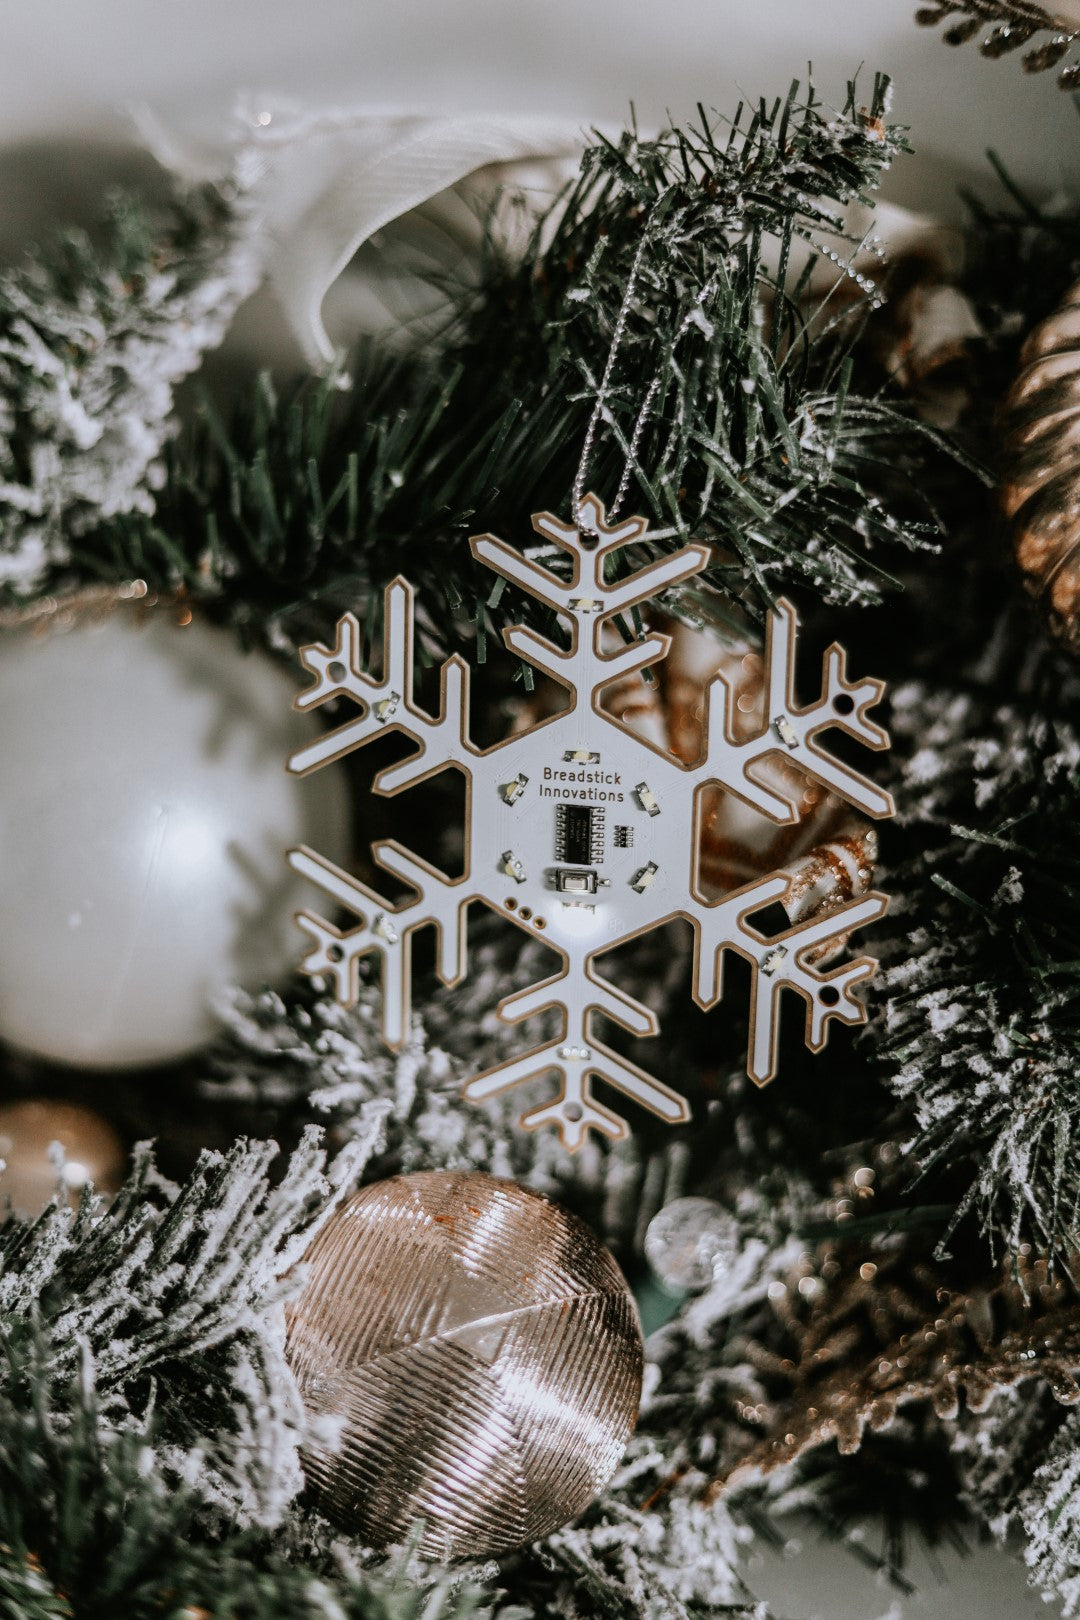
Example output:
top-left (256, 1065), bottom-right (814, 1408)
top-left (0, 608), bottom-right (349, 1068)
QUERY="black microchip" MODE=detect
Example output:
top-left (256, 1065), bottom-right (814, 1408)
top-left (556, 803), bottom-right (594, 865)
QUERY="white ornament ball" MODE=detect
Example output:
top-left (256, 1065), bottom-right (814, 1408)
top-left (0, 607), bottom-right (349, 1068)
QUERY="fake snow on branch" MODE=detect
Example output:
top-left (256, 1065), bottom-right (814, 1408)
top-left (288, 496), bottom-right (894, 1149)
top-left (0, 1125), bottom-right (376, 1526)
top-left (0, 177), bottom-right (264, 595)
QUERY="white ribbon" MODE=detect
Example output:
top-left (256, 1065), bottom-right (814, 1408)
top-left (140, 103), bottom-right (584, 369)
top-left (140, 100), bottom-right (970, 385)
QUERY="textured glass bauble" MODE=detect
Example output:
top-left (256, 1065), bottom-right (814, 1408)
top-left (285, 1170), bottom-right (643, 1558)
top-left (0, 1099), bottom-right (125, 1216)
top-left (0, 608), bottom-right (349, 1068)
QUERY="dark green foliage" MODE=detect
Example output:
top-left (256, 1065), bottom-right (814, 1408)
top-left (0, 1328), bottom-right (487, 1620)
top-left (793, 1420), bottom-right (972, 1589)
top-left (0, 1136), bottom-right (779, 1619)
top-left (872, 687), bottom-right (1080, 1265)
top-left (966, 154), bottom-right (1080, 333)
top-left (6, 62), bottom-right (1080, 1619)
top-left (0, 181), bottom-right (258, 595)
top-left (0, 1128), bottom-right (373, 1525)
top-left (13, 80), bottom-right (947, 654)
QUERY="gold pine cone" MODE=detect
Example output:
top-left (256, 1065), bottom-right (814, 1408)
top-left (1001, 281), bottom-right (1080, 652)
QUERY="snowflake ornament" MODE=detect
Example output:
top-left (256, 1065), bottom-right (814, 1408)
top-left (287, 496), bottom-right (893, 1150)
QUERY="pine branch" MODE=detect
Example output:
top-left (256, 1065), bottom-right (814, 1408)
top-left (535, 1444), bottom-right (765, 1620)
top-left (953, 1383), bottom-right (1080, 1614)
top-left (914, 2), bottom-right (1080, 89)
top-left (0, 1127), bottom-right (374, 1525)
top-left (206, 969), bottom-right (641, 1212)
top-left (5, 83), bottom-right (951, 654)
top-left (868, 684), bottom-right (1080, 1267)
top-left (0, 1326), bottom-right (490, 1620)
top-left (709, 1249), bottom-right (1080, 1490)
top-left (0, 1128), bottom-right (792, 1619)
top-left (603, 1179), bottom-right (981, 1590)
top-left (0, 181), bottom-right (263, 596)
top-left (1005, 1404), bottom-right (1080, 1614)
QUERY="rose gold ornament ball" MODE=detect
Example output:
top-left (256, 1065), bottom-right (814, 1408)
top-left (285, 1170), bottom-right (643, 1558)
top-left (0, 1099), bottom-right (126, 1216)
top-left (1001, 278), bottom-right (1080, 653)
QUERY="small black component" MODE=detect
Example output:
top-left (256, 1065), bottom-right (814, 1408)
top-left (556, 803), bottom-right (595, 865)
top-left (614, 825), bottom-right (633, 849)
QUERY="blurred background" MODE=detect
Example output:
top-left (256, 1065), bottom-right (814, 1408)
top-left (0, 2), bottom-right (1073, 1613)
top-left (3, 0), bottom-right (1080, 229)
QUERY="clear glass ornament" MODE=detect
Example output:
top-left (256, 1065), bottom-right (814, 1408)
top-left (644, 1195), bottom-right (741, 1295)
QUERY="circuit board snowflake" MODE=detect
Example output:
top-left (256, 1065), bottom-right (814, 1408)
top-left (287, 496), bottom-right (893, 1150)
